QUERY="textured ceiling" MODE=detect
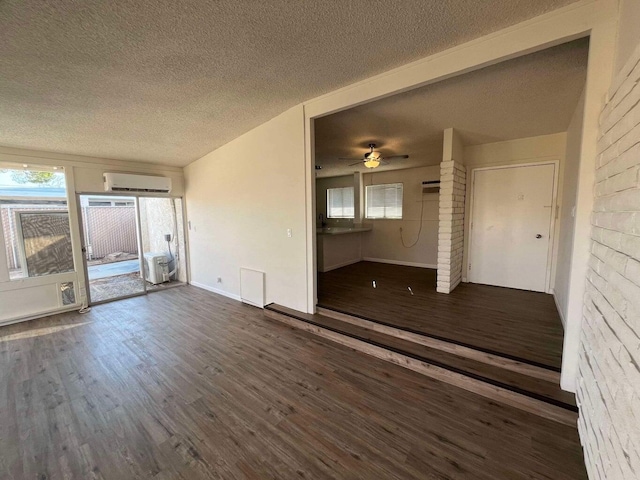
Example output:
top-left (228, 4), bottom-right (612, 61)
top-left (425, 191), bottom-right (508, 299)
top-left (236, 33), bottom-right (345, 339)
top-left (314, 39), bottom-right (589, 178)
top-left (0, 0), bottom-right (580, 167)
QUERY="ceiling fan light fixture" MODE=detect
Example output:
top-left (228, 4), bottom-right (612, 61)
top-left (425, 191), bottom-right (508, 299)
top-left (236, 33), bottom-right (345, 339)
top-left (364, 158), bottom-right (380, 168)
top-left (363, 143), bottom-right (381, 167)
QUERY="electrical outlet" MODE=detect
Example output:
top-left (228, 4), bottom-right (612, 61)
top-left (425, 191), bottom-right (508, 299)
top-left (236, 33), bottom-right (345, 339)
top-left (287, 228), bottom-right (292, 238)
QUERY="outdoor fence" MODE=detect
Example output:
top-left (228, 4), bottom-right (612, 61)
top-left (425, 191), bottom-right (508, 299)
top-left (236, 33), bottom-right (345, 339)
top-left (2, 204), bottom-right (66, 271)
top-left (81, 206), bottom-right (137, 260)
top-left (2, 205), bottom-right (138, 270)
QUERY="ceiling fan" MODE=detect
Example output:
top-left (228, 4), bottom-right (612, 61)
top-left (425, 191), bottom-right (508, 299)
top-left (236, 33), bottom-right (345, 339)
top-left (340, 144), bottom-right (409, 169)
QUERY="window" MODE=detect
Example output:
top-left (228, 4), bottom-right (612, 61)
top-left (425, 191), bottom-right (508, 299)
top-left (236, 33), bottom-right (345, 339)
top-left (0, 165), bottom-right (73, 280)
top-left (327, 187), bottom-right (354, 218)
top-left (366, 183), bottom-right (403, 219)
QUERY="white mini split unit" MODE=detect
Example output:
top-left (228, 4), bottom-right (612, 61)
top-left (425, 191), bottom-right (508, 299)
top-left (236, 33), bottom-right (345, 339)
top-left (104, 173), bottom-right (172, 193)
top-left (144, 253), bottom-right (170, 285)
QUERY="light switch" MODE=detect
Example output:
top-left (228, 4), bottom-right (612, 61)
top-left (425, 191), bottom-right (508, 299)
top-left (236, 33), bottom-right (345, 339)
top-left (287, 228), bottom-right (292, 238)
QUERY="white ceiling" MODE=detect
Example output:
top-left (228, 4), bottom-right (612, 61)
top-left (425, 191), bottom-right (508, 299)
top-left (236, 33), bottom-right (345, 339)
top-left (0, 0), bottom-right (580, 167)
top-left (314, 39), bottom-right (589, 178)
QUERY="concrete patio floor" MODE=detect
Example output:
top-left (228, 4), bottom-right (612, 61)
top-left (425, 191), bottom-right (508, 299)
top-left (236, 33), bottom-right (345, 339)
top-left (88, 259), bottom-right (140, 280)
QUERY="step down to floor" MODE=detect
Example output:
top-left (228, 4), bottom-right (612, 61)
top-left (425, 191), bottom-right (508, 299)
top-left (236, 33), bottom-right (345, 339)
top-left (264, 304), bottom-right (577, 426)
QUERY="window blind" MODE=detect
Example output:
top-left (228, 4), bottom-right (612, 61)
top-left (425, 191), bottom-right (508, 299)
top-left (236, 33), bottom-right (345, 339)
top-left (365, 183), bottom-right (403, 219)
top-left (327, 187), bottom-right (354, 218)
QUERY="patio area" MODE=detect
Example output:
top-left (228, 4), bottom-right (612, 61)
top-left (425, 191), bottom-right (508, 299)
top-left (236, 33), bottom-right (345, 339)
top-left (87, 258), bottom-right (140, 280)
top-left (87, 259), bottom-right (184, 303)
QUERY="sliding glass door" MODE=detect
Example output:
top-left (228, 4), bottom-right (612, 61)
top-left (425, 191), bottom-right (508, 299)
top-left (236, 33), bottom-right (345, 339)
top-left (79, 194), bottom-right (187, 305)
top-left (79, 195), bottom-right (145, 304)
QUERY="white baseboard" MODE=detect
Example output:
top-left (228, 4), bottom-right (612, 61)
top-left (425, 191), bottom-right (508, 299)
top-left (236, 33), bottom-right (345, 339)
top-left (362, 257), bottom-right (437, 269)
top-left (550, 288), bottom-right (566, 329)
top-left (320, 258), bottom-right (362, 272)
top-left (190, 281), bottom-right (242, 302)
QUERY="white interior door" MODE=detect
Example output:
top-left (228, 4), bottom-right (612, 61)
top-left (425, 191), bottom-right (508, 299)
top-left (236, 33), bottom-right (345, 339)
top-left (469, 163), bottom-right (555, 292)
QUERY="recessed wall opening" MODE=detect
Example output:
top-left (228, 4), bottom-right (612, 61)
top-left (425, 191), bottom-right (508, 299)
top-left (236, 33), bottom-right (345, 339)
top-left (310, 37), bottom-right (589, 408)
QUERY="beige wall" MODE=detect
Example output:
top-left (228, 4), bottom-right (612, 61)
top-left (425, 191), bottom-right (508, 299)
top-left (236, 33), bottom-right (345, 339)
top-left (184, 106), bottom-right (308, 311)
top-left (461, 133), bottom-right (567, 285)
top-left (614, 0), bottom-right (640, 73)
top-left (554, 91), bottom-right (586, 326)
top-left (361, 166), bottom-right (440, 268)
top-left (0, 146), bottom-right (185, 325)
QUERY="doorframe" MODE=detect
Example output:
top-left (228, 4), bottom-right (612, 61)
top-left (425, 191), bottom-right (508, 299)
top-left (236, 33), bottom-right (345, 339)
top-left (466, 160), bottom-right (560, 294)
top-left (302, 2), bottom-right (617, 315)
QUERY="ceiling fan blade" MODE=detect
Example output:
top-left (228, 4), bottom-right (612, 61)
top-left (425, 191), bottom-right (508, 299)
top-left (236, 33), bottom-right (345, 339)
top-left (383, 155), bottom-right (409, 160)
top-left (339, 157), bottom-right (363, 161)
top-left (348, 161), bottom-right (364, 166)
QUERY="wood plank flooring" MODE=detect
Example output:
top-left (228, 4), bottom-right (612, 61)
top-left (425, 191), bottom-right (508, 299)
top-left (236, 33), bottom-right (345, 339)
top-left (318, 262), bottom-right (566, 369)
top-left (0, 286), bottom-right (587, 479)
top-left (266, 304), bottom-right (576, 410)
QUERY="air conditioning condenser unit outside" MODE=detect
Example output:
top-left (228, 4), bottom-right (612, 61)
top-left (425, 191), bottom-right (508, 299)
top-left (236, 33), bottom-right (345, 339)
top-left (144, 252), bottom-right (169, 285)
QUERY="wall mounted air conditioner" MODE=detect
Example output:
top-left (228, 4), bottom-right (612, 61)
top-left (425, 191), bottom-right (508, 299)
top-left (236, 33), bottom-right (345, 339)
top-left (422, 180), bottom-right (441, 194)
top-left (104, 173), bottom-right (172, 193)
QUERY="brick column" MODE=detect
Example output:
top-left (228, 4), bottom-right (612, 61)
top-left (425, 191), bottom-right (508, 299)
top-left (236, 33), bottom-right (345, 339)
top-left (436, 160), bottom-right (466, 293)
top-left (575, 42), bottom-right (640, 480)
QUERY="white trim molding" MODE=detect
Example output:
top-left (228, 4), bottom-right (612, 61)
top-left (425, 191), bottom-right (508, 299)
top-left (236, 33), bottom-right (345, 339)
top-left (362, 257), bottom-right (437, 269)
top-left (189, 281), bottom-right (242, 302)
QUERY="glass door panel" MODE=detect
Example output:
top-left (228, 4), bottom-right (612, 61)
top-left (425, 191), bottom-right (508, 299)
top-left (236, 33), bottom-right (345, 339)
top-left (79, 195), bottom-right (145, 304)
top-left (138, 197), bottom-right (187, 292)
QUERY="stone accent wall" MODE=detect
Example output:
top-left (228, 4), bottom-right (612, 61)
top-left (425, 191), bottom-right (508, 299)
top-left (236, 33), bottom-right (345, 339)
top-left (576, 46), bottom-right (640, 480)
top-left (437, 160), bottom-right (466, 293)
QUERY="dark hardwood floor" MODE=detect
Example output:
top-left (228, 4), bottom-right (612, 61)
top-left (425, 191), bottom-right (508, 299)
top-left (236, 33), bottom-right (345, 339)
top-left (266, 304), bottom-right (576, 410)
top-left (0, 286), bottom-right (586, 479)
top-left (318, 262), bottom-right (566, 369)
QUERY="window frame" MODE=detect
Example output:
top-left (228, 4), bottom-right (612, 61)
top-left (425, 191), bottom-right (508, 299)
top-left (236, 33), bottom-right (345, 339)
top-left (0, 165), bottom-right (72, 282)
top-left (365, 182), bottom-right (404, 220)
top-left (326, 186), bottom-right (355, 219)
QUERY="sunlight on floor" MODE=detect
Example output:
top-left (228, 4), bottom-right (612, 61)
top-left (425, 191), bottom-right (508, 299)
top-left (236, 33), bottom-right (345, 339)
top-left (0, 321), bottom-right (91, 342)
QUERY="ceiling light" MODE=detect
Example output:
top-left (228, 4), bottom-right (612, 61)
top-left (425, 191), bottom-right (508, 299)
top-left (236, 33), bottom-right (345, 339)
top-left (364, 158), bottom-right (380, 168)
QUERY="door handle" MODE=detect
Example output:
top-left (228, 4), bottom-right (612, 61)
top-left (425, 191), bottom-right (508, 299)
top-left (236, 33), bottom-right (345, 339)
top-left (536, 234), bottom-right (543, 239)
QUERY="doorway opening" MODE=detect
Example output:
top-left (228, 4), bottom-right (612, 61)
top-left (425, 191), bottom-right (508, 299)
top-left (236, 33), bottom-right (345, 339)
top-left (79, 194), bottom-right (186, 305)
top-left (291, 38), bottom-right (591, 410)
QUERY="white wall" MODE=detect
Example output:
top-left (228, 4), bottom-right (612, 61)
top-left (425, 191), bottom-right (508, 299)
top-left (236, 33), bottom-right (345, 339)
top-left (361, 166), bottom-right (440, 268)
top-left (461, 133), bottom-right (567, 284)
top-left (184, 106), bottom-right (308, 311)
top-left (0, 146), bottom-right (184, 324)
top-left (554, 91), bottom-right (585, 326)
